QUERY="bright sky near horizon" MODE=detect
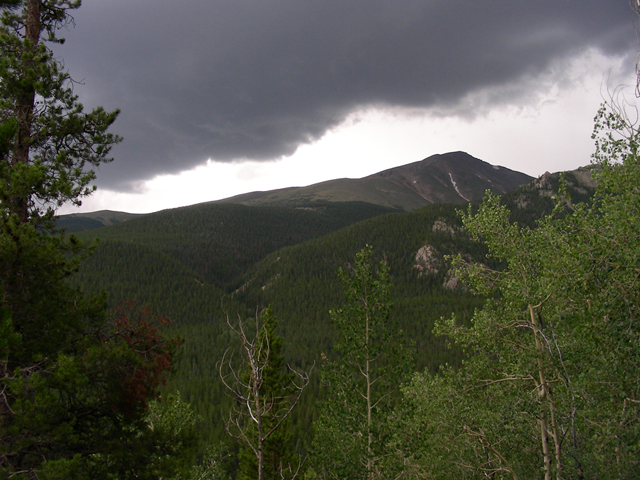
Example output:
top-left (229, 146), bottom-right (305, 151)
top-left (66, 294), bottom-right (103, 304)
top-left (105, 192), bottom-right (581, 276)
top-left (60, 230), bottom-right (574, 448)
top-left (56, 1), bottom-right (638, 215)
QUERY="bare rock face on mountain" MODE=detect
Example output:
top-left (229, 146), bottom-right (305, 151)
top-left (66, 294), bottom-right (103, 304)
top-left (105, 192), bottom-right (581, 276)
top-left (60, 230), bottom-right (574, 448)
top-left (509, 165), bottom-right (597, 211)
top-left (369, 151), bottom-right (533, 206)
top-left (414, 245), bottom-right (440, 277)
top-left (219, 151), bottom-right (534, 211)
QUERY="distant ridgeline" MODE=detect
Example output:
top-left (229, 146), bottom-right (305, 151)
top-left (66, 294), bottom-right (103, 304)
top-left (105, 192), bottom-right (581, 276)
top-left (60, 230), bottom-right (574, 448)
top-left (64, 153), bottom-right (595, 449)
top-left (57, 209), bottom-right (141, 233)
top-left (217, 151), bottom-right (534, 209)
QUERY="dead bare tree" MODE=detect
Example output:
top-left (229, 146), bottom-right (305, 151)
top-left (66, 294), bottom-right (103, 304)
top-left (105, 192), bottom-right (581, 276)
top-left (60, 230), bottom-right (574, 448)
top-left (219, 311), bottom-right (313, 480)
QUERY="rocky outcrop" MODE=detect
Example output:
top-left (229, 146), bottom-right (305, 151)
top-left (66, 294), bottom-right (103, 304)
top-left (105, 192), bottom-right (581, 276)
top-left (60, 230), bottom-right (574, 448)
top-left (414, 245), bottom-right (440, 276)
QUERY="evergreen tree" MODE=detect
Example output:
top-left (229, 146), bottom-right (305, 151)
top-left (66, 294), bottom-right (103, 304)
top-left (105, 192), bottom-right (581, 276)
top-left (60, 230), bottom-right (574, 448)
top-left (0, 0), bottom-right (120, 361)
top-left (236, 307), bottom-right (295, 480)
top-left (0, 2), bottom-right (196, 478)
top-left (220, 307), bottom-right (310, 480)
top-left (0, 0), bottom-right (121, 224)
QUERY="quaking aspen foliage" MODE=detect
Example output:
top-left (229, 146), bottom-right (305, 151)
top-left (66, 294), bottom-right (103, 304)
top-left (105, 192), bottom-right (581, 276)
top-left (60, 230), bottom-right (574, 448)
top-left (394, 98), bottom-right (640, 478)
top-left (309, 246), bottom-right (410, 480)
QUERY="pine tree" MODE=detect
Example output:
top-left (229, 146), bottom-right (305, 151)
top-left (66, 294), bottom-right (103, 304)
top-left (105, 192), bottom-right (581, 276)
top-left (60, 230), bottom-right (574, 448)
top-left (0, 0), bottom-right (121, 357)
top-left (236, 307), bottom-right (295, 480)
top-left (220, 307), bottom-right (311, 480)
top-left (0, 2), bottom-right (194, 478)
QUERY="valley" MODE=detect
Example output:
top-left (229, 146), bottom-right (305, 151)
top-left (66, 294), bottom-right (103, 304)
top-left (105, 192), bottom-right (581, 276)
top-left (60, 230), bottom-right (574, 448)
top-left (64, 152), bottom-right (592, 450)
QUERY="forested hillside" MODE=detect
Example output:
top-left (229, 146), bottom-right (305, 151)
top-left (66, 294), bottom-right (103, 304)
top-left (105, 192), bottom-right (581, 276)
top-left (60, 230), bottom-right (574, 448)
top-left (56, 209), bottom-right (141, 232)
top-left (75, 201), bottom-right (397, 291)
top-left (72, 202), bottom-right (485, 446)
top-left (70, 171), bottom-right (592, 453)
top-left (2, 0), bottom-right (635, 478)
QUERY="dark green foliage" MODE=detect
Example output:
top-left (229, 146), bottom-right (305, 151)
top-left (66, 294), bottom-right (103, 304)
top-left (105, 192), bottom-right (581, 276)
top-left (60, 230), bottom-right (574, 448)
top-left (0, 263), bottom-right (190, 478)
top-left (72, 239), bottom-right (244, 325)
top-left (0, 2), bottom-right (196, 478)
top-left (221, 307), bottom-right (309, 480)
top-left (502, 167), bottom-right (597, 228)
top-left (56, 211), bottom-right (141, 233)
top-left (308, 247), bottom-right (410, 480)
top-left (236, 308), bottom-right (296, 480)
top-left (69, 200), bottom-right (495, 452)
top-left (240, 203), bottom-right (489, 369)
top-left (0, 1), bottom-right (121, 224)
top-left (2, 2), bottom-right (611, 475)
top-left (75, 201), bottom-right (398, 291)
top-left (57, 216), bottom-right (113, 233)
top-left (62, 158), bottom-right (577, 464)
top-left (0, 1), bottom-right (20, 10)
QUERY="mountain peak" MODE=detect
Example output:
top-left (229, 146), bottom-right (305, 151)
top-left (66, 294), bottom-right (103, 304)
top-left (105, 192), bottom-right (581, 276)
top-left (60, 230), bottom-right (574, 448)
top-left (218, 151), bottom-right (532, 210)
top-left (366, 151), bottom-right (533, 205)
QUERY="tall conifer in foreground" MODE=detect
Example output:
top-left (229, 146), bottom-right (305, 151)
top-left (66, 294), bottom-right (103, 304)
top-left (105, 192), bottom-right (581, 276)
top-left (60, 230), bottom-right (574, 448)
top-left (0, 2), bottom-right (195, 478)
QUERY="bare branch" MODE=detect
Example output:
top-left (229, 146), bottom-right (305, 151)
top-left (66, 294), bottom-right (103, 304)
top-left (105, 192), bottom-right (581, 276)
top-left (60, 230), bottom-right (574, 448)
top-left (463, 426), bottom-right (520, 480)
top-left (219, 310), bottom-right (313, 480)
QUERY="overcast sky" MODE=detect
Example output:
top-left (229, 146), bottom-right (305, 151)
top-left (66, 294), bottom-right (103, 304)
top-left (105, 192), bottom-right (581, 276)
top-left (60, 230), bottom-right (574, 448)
top-left (56, 0), bottom-right (638, 214)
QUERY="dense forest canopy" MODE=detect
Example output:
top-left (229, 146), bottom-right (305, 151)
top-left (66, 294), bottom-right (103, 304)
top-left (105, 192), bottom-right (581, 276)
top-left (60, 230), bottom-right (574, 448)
top-left (0, 1), bottom-right (202, 478)
top-left (1, 1), bottom-right (640, 479)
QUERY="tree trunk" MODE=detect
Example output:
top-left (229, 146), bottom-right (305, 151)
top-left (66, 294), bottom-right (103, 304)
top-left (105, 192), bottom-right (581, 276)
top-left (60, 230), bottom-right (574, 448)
top-left (12, 0), bottom-right (41, 222)
top-left (254, 360), bottom-right (265, 480)
top-left (366, 307), bottom-right (373, 480)
top-left (529, 305), bottom-right (562, 480)
top-left (258, 413), bottom-right (264, 480)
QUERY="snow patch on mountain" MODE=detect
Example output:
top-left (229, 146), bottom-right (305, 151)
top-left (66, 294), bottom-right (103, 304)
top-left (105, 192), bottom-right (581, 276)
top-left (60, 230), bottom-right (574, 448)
top-left (449, 173), bottom-right (470, 202)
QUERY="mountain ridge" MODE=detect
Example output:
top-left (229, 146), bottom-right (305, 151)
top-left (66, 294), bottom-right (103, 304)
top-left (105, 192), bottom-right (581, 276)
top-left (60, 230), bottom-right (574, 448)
top-left (57, 209), bottom-right (141, 232)
top-left (61, 151), bottom-right (604, 235)
top-left (217, 151), bottom-right (534, 210)
top-left (68, 159), bottom-right (596, 447)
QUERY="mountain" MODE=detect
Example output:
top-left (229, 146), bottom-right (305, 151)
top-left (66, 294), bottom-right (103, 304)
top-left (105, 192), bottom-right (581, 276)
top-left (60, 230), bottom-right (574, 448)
top-left (66, 159), bottom-right (596, 449)
top-left (57, 209), bottom-right (141, 233)
top-left (502, 165), bottom-right (597, 227)
top-left (73, 201), bottom-right (399, 292)
top-left (58, 152), bottom-right (533, 234)
top-left (218, 151), bottom-right (534, 210)
top-left (72, 201), bottom-right (487, 447)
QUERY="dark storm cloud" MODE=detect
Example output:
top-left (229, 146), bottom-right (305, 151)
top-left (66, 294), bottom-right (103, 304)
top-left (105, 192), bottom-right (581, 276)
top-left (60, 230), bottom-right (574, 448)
top-left (55, 0), bottom-right (635, 190)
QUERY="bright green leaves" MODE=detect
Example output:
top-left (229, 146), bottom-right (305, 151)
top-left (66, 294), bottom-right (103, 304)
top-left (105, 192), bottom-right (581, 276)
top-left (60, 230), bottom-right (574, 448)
top-left (331, 245), bottom-right (393, 367)
top-left (398, 100), bottom-right (640, 479)
top-left (310, 246), bottom-right (409, 480)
